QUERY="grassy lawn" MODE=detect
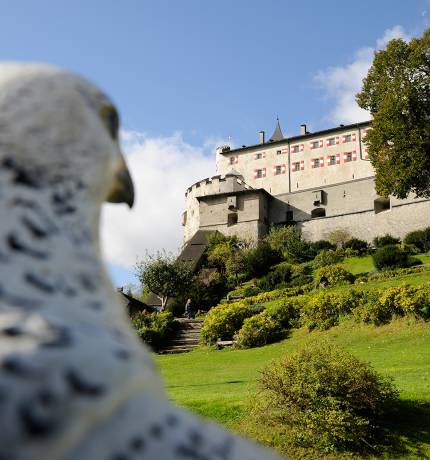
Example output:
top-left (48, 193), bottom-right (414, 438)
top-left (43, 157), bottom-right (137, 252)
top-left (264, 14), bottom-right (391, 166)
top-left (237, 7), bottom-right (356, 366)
top-left (156, 256), bottom-right (430, 458)
top-left (156, 319), bottom-right (430, 458)
top-left (341, 253), bottom-right (430, 275)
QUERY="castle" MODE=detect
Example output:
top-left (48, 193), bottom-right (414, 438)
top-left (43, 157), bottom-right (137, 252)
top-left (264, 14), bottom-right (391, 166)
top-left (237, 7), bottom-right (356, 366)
top-left (182, 120), bottom-right (430, 244)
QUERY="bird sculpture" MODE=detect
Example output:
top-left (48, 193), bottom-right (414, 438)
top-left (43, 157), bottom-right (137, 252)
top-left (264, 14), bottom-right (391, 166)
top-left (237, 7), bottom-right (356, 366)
top-left (0, 63), bottom-right (281, 460)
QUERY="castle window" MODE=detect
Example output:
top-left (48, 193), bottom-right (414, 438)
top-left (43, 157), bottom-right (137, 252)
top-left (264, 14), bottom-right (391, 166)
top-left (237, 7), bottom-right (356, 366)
top-left (227, 213), bottom-right (238, 226)
top-left (374, 197), bottom-right (390, 214)
top-left (327, 137), bottom-right (336, 146)
top-left (329, 155), bottom-right (336, 165)
top-left (276, 150), bottom-right (282, 155)
top-left (344, 134), bottom-right (352, 143)
top-left (312, 158), bottom-right (321, 168)
top-left (311, 141), bottom-right (320, 149)
top-left (291, 145), bottom-right (300, 153)
top-left (254, 168), bottom-right (266, 179)
top-left (229, 156), bottom-right (238, 165)
top-left (311, 208), bottom-right (326, 218)
top-left (345, 152), bottom-right (353, 162)
top-left (274, 165), bottom-right (282, 175)
top-left (293, 161), bottom-right (301, 171)
top-left (255, 153), bottom-right (262, 160)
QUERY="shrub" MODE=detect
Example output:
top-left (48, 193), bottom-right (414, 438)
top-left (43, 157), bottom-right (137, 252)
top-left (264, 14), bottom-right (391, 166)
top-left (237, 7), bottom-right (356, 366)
top-left (328, 228), bottom-right (351, 248)
top-left (311, 239), bottom-right (336, 252)
top-left (200, 302), bottom-right (256, 345)
top-left (244, 241), bottom-right (282, 278)
top-left (235, 300), bottom-right (300, 348)
top-left (412, 284), bottom-right (430, 320)
top-left (354, 285), bottom-right (430, 325)
top-left (267, 226), bottom-right (314, 263)
top-left (372, 245), bottom-right (410, 270)
top-left (313, 249), bottom-right (344, 268)
top-left (373, 234), bottom-right (401, 248)
top-left (131, 311), bottom-right (178, 351)
top-left (315, 264), bottom-right (355, 286)
top-left (403, 228), bottom-right (430, 252)
top-left (249, 342), bottom-right (398, 453)
top-left (301, 290), bottom-right (363, 331)
top-left (256, 262), bottom-right (292, 290)
top-left (343, 238), bottom-right (369, 255)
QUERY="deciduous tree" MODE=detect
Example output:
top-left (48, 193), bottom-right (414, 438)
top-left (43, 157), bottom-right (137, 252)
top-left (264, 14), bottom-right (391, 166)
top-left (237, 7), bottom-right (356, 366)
top-left (356, 29), bottom-right (430, 198)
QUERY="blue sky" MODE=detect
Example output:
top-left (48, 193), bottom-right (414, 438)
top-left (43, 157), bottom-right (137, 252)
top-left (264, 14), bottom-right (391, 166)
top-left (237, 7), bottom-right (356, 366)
top-left (1, 1), bottom-right (428, 288)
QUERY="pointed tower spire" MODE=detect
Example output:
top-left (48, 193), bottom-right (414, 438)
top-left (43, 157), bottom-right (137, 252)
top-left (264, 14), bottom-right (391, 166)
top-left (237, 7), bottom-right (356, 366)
top-left (269, 117), bottom-right (284, 142)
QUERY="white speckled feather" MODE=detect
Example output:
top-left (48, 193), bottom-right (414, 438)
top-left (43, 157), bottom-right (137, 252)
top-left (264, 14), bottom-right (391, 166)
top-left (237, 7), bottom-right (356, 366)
top-left (0, 63), bottom-right (282, 460)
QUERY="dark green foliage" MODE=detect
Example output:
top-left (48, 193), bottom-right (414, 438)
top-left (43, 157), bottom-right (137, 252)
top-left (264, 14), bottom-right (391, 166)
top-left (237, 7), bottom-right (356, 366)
top-left (135, 252), bottom-right (194, 310)
top-left (200, 301), bottom-right (256, 345)
top-left (372, 245), bottom-right (409, 270)
top-left (256, 262), bottom-right (292, 291)
top-left (373, 234), bottom-right (401, 248)
top-left (250, 342), bottom-right (398, 453)
top-left (311, 239), bottom-right (336, 252)
top-left (301, 290), bottom-right (362, 331)
top-left (313, 249), bottom-right (344, 268)
top-left (315, 264), bottom-right (355, 286)
top-left (343, 238), bottom-right (369, 255)
top-left (131, 311), bottom-right (178, 351)
top-left (404, 227), bottom-right (430, 252)
top-left (356, 29), bottom-right (430, 198)
top-left (244, 241), bottom-right (282, 278)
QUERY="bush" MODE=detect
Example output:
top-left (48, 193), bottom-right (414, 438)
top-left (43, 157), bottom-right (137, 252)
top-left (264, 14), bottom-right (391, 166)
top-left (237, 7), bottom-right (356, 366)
top-left (311, 239), bottom-right (336, 252)
top-left (372, 245), bottom-right (410, 270)
top-left (249, 342), bottom-right (398, 453)
top-left (301, 290), bottom-right (362, 331)
top-left (256, 262), bottom-right (292, 291)
top-left (328, 229), bottom-right (351, 248)
top-left (244, 241), bottom-right (282, 278)
top-left (266, 226), bottom-right (314, 263)
top-left (354, 284), bottom-right (430, 325)
top-left (343, 238), bottom-right (369, 254)
top-left (200, 302), bottom-right (256, 345)
top-left (373, 234), bottom-right (401, 248)
top-left (131, 311), bottom-right (178, 351)
top-left (235, 300), bottom-right (300, 348)
top-left (315, 264), bottom-right (355, 286)
top-left (403, 228), bottom-right (430, 252)
top-left (313, 249), bottom-right (344, 268)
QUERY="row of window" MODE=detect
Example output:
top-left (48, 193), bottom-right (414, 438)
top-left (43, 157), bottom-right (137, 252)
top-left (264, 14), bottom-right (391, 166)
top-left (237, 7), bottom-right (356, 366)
top-left (228, 129), bottom-right (369, 165)
top-left (252, 152), bottom-right (360, 177)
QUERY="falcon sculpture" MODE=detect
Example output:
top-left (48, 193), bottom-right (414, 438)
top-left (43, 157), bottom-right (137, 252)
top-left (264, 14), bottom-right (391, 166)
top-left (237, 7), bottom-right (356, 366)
top-left (0, 63), bottom-right (281, 460)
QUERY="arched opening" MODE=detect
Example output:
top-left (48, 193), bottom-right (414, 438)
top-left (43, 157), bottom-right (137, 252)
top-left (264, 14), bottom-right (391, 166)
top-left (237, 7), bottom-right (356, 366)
top-left (311, 208), bottom-right (326, 219)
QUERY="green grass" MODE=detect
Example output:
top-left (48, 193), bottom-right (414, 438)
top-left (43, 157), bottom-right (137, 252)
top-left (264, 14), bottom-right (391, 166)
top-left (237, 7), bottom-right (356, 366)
top-left (341, 253), bottom-right (430, 275)
top-left (157, 319), bottom-right (430, 458)
top-left (156, 255), bottom-right (430, 458)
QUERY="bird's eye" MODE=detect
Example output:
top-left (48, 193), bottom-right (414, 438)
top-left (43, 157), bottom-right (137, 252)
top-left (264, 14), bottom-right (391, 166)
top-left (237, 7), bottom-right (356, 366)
top-left (99, 105), bottom-right (119, 140)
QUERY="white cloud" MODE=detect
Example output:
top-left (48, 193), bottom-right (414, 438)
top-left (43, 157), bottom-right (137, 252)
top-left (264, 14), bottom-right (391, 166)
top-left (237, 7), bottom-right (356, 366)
top-left (315, 25), bottom-right (411, 125)
top-left (100, 131), bottom-right (219, 270)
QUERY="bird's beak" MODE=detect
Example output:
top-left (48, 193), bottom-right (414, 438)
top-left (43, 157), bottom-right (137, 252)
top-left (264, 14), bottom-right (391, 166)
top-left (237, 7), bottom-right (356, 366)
top-left (106, 153), bottom-right (135, 208)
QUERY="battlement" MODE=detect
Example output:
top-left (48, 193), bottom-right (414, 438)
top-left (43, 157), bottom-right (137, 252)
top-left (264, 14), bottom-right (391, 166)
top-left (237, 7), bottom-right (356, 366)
top-left (185, 172), bottom-right (253, 197)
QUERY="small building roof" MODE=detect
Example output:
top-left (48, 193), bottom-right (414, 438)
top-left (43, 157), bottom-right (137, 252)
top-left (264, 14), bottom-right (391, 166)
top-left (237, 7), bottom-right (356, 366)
top-left (269, 118), bottom-right (284, 142)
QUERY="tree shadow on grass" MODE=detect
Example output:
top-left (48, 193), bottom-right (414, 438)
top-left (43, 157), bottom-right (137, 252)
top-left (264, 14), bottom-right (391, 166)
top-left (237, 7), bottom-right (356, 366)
top-left (377, 399), bottom-right (430, 458)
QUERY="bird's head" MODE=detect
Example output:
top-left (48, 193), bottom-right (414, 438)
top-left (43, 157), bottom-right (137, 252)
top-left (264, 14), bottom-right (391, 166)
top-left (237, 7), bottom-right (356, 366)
top-left (0, 63), bottom-right (134, 209)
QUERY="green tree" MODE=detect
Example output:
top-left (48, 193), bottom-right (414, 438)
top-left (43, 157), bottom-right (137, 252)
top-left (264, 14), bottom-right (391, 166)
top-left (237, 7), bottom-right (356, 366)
top-left (135, 252), bottom-right (194, 311)
top-left (267, 226), bottom-right (313, 263)
top-left (356, 29), bottom-right (430, 198)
